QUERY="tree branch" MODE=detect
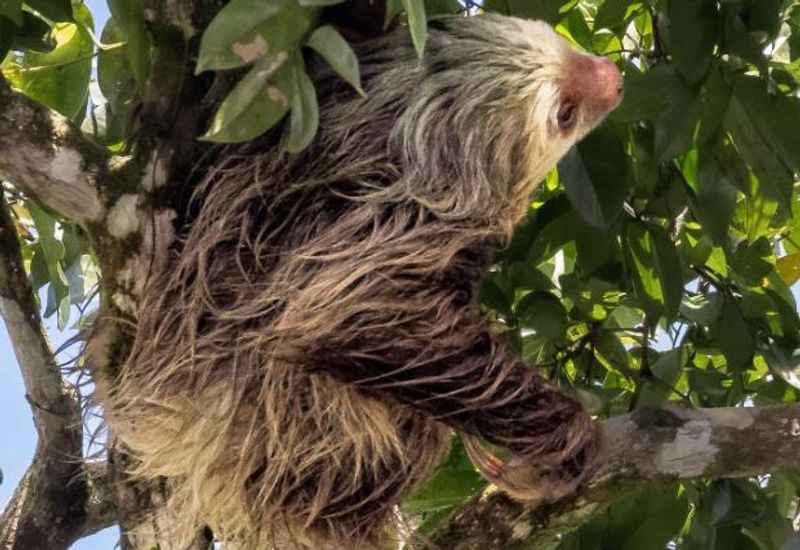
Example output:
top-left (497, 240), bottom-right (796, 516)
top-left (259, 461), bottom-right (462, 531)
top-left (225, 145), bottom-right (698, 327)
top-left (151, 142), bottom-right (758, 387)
top-left (0, 76), bottom-right (106, 223)
top-left (431, 404), bottom-right (800, 550)
top-left (0, 196), bottom-right (116, 549)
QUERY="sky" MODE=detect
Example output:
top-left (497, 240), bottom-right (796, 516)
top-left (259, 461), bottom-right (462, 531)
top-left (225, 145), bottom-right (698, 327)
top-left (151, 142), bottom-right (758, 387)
top-left (0, 3), bottom-right (118, 549)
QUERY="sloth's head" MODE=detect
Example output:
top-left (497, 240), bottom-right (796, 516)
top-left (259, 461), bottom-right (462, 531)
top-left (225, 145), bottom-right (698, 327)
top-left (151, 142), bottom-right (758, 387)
top-left (310, 14), bottom-right (624, 233)
top-left (414, 15), bottom-right (624, 188)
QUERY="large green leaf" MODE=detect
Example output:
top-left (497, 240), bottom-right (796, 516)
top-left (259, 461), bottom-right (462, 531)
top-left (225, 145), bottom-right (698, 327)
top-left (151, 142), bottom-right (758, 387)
top-left (0, 0), bottom-right (22, 25)
top-left (107, 0), bottom-right (150, 88)
top-left (516, 291), bottom-right (569, 339)
top-left (202, 52), bottom-right (292, 143)
top-left (624, 222), bottom-right (683, 322)
top-left (401, 0), bottom-right (427, 57)
top-left (285, 55), bottom-right (319, 152)
top-left (197, 0), bottom-right (315, 73)
top-left (716, 301), bottom-right (755, 372)
top-left (668, 0), bottom-right (717, 83)
top-left (7, 4), bottom-right (93, 119)
top-left (25, 0), bottom-right (73, 22)
top-left (306, 25), bottom-right (363, 95)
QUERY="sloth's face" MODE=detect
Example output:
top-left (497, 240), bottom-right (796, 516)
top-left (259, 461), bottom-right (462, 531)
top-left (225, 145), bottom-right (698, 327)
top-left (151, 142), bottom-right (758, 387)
top-left (510, 18), bottom-right (624, 139)
top-left (478, 17), bottom-right (624, 189)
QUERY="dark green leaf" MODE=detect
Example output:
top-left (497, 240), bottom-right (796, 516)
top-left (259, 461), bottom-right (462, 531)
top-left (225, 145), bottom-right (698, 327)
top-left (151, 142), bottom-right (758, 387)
top-left (668, 0), bottom-right (717, 83)
top-left (725, 84), bottom-right (793, 212)
top-left (306, 25), bottom-right (363, 95)
top-left (479, 278), bottom-right (512, 317)
top-left (593, 330), bottom-right (630, 373)
top-left (0, 16), bottom-right (15, 61)
top-left (401, 0), bottom-right (427, 57)
top-left (7, 5), bottom-right (92, 119)
top-left (483, 0), bottom-right (568, 24)
top-left (0, 0), bottom-right (22, 26)
top-left (637, 347), bottom-right (685, 406)
top-left (680, 292), bottom-right (723, 326)
top-left (403, 437), bottom-right (485, 526)
top-left (716, 301), bottom-right (754, 371)
top-left (624, 222), bottom-right (682, 321)
top-left (285, 56), bottom-right (319, 152)
top-left (97, 18), bottom-right (135, 142)
top-left (594, 0), bottom-right (639, 32)
top-left (10, 11), bottom-right (55, 52)
top-left (730, 237), bottom-right (774, 284)
top-left (424, 0), bottom-right (462, 15)
top-left (25, 0), bottom-right (73, 22)
top-left (202, 53), bottom-right (292, 143)
top-left (723, 11), bottom-right (768, 74)
top-left (197, 0), bottom-right (315, 73)
top-left (692, 144), bottom-right (739, 245)
top-left (516, 291), bottom-right (568, 339)
top-left (107, 0), bottom-right (150, 88)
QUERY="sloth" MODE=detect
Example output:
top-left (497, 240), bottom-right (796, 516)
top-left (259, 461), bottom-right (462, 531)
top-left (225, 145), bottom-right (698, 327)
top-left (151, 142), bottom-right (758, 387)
top-left (107, 13), bottom-right (623, 549)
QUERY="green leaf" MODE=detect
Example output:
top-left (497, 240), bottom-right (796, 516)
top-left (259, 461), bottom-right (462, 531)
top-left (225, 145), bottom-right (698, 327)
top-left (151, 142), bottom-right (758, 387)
top-left (298, 0), bottom-right (343, 5)
top-left (0, 17), bottom-right (15, 61)
top-left (559, 146), bottom-right (602, 228)
top-left (731, 76), bottom-right (800, 177)
top-left (560, 127), bottom-right (628, 230)
top-left (424, 0), bottom-right (462, 16)
top-left (611, 64), bottom-right (670, 122)
top-left (637, 346), bottom-right (687, 407)
top-left (516, 291), bottom-right (568, 339)
top-left (479, 278), bottom-right (512, 317)
top-left (403, 437), bottom-right (484, 516)
top-left (692, 144), bottom-right (739, 245)
top-left (680, 292), bottom-right (723, 326)
top-left (593, 330), bottom-right (630, 373)
top-left (29, 245), bottom-right (49, 291)
top-left (401, 0), bottom-right (427, 57)
top-left (10, 11), bottom-right (55, 52)
top-left (65, 258), bottom-right (84, 305)
top-left (201, 52), bottom-right (292, 143)
top-left (97, 19), bottom-right (132, 104)
top-left (594, 0), bottom-right (639, 32)
top-left (483, 0), bottom-right (569, 24)
top-left (624, 222), bottom-right (683, 322)
top-left (24, 0), bottom-right (73, 22)
top-left (716, 301), bottom-right (754, 372)
top-left (285, 56), bottom-right (319, 152)
top-left (0, 0), bottom-right (22, 26)
top-left (7, 5), bottom-right (93, 119)
top-left (730, 237), bottom-right (774, 284)
top-left (107, 0), bottom-right (150, 89)
top-left (29, 205), bottom-right (65, 285)
top-left (306, 25), bottom-right (363, 95)
top-left (776, 253), bottom-right (800, 287)
top-left (668, 0), bottom-right (717, 83)
top-left (507, 262), bottom-right (554, 291)
top-left (725, 85), bottom-right (793, 213)
top-left (97, 18), bottom-right (135, 142)
top-left (196, 0), bottom-right (315, 73)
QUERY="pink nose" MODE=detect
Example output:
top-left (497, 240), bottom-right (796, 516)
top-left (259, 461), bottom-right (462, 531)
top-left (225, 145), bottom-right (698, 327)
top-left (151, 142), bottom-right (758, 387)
top-left (591, 57), bottom-right (623, 108)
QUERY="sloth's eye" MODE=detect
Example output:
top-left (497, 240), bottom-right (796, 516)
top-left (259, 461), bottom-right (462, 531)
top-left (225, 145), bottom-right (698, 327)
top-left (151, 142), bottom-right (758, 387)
top-left (557, 101), bottom-right (578, 131)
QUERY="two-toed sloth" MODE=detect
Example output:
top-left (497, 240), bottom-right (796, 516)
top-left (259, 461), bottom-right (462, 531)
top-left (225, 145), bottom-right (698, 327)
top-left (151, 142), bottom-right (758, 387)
top-left (107, 13), bottom-right (623, 549)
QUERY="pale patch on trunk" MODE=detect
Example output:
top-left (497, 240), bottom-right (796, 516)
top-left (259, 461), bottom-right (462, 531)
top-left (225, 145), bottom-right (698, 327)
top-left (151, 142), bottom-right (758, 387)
top-left (654, 420), bottom-right (717, 477)
top-left (108, 194), bottom-right (141, 239)
top-left (704, 407), bottom-right (756, 430)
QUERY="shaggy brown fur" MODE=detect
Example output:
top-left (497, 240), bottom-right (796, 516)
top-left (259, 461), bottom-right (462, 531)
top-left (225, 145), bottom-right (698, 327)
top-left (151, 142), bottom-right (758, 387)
top-left (107, 14), bottom-right (622, 549)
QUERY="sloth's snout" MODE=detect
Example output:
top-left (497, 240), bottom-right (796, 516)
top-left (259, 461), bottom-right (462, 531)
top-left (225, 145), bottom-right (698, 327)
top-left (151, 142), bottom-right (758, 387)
top-left (591, 56), bottom-right (624, 109)
top-left (564, 53), bottom-right (624, 116)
